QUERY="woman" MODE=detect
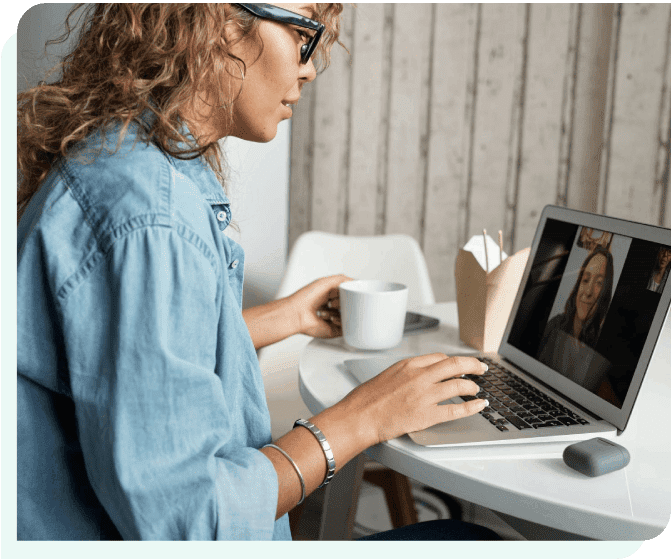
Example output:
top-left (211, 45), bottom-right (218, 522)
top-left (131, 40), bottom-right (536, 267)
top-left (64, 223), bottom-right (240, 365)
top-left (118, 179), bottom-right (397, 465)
top-left (646, 247), bottom-right (670, 293)
top-left (537, 248), bottom-right (614, 391)
top-left (17, 4), bottom-right (495, 541)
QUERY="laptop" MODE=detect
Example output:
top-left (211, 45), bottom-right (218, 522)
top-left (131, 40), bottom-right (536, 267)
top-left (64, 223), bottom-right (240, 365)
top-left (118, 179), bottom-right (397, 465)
top-left (345, 205), bottom-right (670, 447)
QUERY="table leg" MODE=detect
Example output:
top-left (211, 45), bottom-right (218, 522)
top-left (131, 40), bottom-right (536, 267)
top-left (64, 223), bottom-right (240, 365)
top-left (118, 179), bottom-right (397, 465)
top-left (316, 453), bottom-right (367, 540)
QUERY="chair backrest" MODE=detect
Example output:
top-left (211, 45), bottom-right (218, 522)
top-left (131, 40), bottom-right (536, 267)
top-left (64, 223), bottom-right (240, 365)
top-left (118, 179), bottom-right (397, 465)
top-left (275, 231), bottom-right (436, 307)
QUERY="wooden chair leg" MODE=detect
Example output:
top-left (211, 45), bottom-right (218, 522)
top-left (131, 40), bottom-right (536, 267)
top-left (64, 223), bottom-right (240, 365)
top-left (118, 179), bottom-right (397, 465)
top-left (363, 468), bottom-right (418, 528)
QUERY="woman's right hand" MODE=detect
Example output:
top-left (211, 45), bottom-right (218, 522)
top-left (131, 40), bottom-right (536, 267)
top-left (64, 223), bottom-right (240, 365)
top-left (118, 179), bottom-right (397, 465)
top-left (338, 353), bottom-right (489, 446)
top-left (269, 353), bottom-right (488, 519)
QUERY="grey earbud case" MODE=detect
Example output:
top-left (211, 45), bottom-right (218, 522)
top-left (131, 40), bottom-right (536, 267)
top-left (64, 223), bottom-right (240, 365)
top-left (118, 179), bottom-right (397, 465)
top-left (563, 437), bottom-right (630, 477)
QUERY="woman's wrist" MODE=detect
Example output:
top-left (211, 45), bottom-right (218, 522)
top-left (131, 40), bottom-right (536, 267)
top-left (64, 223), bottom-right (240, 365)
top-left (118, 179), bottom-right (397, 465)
top-left (283, 293), bottom-right (306, 337)
top-left (310, 398), bottom-right (381, 460)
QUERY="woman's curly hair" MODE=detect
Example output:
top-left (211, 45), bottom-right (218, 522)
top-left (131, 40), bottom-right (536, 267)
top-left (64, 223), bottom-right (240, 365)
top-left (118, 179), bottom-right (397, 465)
top-left (17, 3), bottom-right (344, 221)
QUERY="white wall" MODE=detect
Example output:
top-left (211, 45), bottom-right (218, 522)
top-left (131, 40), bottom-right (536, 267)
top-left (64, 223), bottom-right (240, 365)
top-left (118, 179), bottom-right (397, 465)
top-left (224, 128), bottom-right (290, 309)
top-left (17, 3), bottom-right (289, 309)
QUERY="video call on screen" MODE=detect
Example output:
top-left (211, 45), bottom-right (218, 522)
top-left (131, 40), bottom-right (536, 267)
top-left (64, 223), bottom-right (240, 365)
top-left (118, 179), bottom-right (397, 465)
top-left (507, 219), bottom-right (670, 409)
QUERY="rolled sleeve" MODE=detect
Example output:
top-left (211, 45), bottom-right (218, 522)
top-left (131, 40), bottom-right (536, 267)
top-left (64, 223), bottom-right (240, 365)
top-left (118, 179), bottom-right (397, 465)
top-left (60, 225), bottom-right (279, 540)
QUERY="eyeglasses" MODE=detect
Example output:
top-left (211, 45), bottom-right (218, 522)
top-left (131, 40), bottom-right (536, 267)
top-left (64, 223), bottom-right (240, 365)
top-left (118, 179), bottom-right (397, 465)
top-left (233, 3), bottom-right (325, 65)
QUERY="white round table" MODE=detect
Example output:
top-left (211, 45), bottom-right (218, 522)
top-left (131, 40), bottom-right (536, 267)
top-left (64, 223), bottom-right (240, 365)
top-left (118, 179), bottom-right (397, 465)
top-left (298, 302), bottom-right (670, 540)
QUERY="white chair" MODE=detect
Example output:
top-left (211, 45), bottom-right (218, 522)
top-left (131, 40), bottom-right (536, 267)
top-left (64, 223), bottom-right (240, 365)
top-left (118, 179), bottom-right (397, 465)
top-left (259, 231), bottom-right (435, 439)
top-left (258, 231), bottom-right (436, 537)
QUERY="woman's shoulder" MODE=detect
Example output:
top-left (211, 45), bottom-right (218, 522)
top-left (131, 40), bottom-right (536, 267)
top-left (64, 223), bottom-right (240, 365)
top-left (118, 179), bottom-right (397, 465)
top-left (23, 117), bottom-right (223, 265)
top-left (58, 121), bottom-right (176, 227)
top-left (545, 313), bottom-right (566, 331)
top-left (540, 313), bottom-right (568, 345)
top-left (63, 120), bottom-right (168, 189)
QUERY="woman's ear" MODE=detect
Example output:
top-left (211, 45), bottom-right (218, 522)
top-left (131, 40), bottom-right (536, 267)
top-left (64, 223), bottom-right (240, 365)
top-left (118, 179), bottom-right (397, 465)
top-left (222, 18), bottom-right (242, 46)
top-left (222, 4), bottom-right (250, 49)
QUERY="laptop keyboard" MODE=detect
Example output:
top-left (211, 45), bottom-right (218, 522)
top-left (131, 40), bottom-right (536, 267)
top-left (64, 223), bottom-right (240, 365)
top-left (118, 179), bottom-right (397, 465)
top-left (461, 357), bottom-right (590, 432)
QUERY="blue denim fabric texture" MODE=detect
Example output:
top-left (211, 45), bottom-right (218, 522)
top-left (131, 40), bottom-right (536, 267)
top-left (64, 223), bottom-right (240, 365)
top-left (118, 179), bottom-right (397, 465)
top-left (17, 116), bottom-right (290, 540)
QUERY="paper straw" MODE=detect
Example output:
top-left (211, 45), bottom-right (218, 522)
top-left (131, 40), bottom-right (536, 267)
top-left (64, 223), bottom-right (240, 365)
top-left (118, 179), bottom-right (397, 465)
top-left (498, 230), bottom-right (504, 265)
top-left (483, 229), bottom-right (489, 273)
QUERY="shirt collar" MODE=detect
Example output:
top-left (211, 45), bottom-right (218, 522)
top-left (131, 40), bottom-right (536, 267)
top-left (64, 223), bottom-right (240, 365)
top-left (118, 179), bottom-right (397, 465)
top-left (138, 107), bottom-right (230, 205)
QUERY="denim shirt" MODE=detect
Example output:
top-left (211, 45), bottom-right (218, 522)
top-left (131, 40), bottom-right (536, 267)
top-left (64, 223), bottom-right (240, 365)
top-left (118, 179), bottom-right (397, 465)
top-left (17, 117), bottom-right (291, 540)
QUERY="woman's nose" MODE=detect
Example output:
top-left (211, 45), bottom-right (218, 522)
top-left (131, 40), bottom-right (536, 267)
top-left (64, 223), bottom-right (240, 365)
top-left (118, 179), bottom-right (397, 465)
top-left (300, 57), bottom-right (317, 84)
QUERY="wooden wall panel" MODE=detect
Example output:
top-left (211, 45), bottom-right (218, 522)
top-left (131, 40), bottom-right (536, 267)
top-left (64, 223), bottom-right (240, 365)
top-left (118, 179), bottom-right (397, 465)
top-left (383, 3), bottom-right (433, 239)
top-left (467, 3), bottom-right (526, 251)
top-left (656, 18), bottom-right (671, 229)
top-left (555, 4), bottom-right (580, 212)
top-left (665, 184), bottom-right (671, 229)
top-left (345, 3), bottom-right (386, 236)
top-left (569, 4), bottom-right (614, 214)
top-left (601, 3), bottom-right (670, 225)
top-left (515, 4), bottom-right (573, 250)
top-left (308, 7), bottom-right (354, 235)
top-left (288, 82), bottom-right (315, 249)
top-left (288, 3), bottom-right (670, 301)
top-left (423, 3), bottom-right (477, 301)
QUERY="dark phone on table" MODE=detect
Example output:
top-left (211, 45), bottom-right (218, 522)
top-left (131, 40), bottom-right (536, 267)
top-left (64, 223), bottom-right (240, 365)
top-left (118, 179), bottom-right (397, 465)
top-left (404, 312), bottom-right (440, 333)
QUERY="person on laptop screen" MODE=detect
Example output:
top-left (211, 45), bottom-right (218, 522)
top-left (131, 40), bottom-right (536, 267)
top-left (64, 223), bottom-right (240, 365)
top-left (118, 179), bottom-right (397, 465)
top-left (647, 247), bottom-right (671, 294)
top-left (537, 248), bottom-right (614, 394)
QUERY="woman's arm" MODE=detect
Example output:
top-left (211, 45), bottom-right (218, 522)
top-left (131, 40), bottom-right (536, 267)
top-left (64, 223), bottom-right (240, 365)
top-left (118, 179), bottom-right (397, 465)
top-left (63, 226), bottom-right (284, 539)
top-left (261, 354), bottom-right (489, 519)
top-left (245, 275), bottom-right (490, 519)
top-left (243, 275), bottom-right (349, 349)
top-left (242, 297), bottom-right (303, 350)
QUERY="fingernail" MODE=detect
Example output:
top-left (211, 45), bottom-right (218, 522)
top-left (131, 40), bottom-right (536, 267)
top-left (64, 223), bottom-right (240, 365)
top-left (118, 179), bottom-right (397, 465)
top-left (482, 399), bottom-right (489, 407)
top-left (481, 363), bottom-right (488, 372)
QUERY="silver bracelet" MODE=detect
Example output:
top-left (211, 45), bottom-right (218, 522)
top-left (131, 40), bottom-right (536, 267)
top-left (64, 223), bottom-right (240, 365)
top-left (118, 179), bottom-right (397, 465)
top-left (293, 419), bottom-right (336, 488)
top-left (262, 444), bottom-right (305, 506)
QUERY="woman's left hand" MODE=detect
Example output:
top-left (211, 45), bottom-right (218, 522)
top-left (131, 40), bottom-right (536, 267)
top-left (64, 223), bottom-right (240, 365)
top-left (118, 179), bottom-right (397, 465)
top-left (287, 274), bottom-right (352, 339)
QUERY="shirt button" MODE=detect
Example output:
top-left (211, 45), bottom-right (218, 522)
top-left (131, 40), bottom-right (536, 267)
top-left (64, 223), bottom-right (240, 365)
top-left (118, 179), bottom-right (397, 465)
top-left (231, 260), bottom-right (239, 269)
top-left (216, 211), bottom-right (227, 222)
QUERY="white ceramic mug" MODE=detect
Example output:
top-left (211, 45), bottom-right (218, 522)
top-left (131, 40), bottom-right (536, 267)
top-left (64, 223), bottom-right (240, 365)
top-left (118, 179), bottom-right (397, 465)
top-left (339, 280), bottom-right (409, 350)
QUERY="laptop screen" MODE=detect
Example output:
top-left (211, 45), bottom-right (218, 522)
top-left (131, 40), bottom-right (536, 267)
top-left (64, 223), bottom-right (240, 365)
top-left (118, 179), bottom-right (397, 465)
top-left (506, 218), bottom-right (670, 410)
